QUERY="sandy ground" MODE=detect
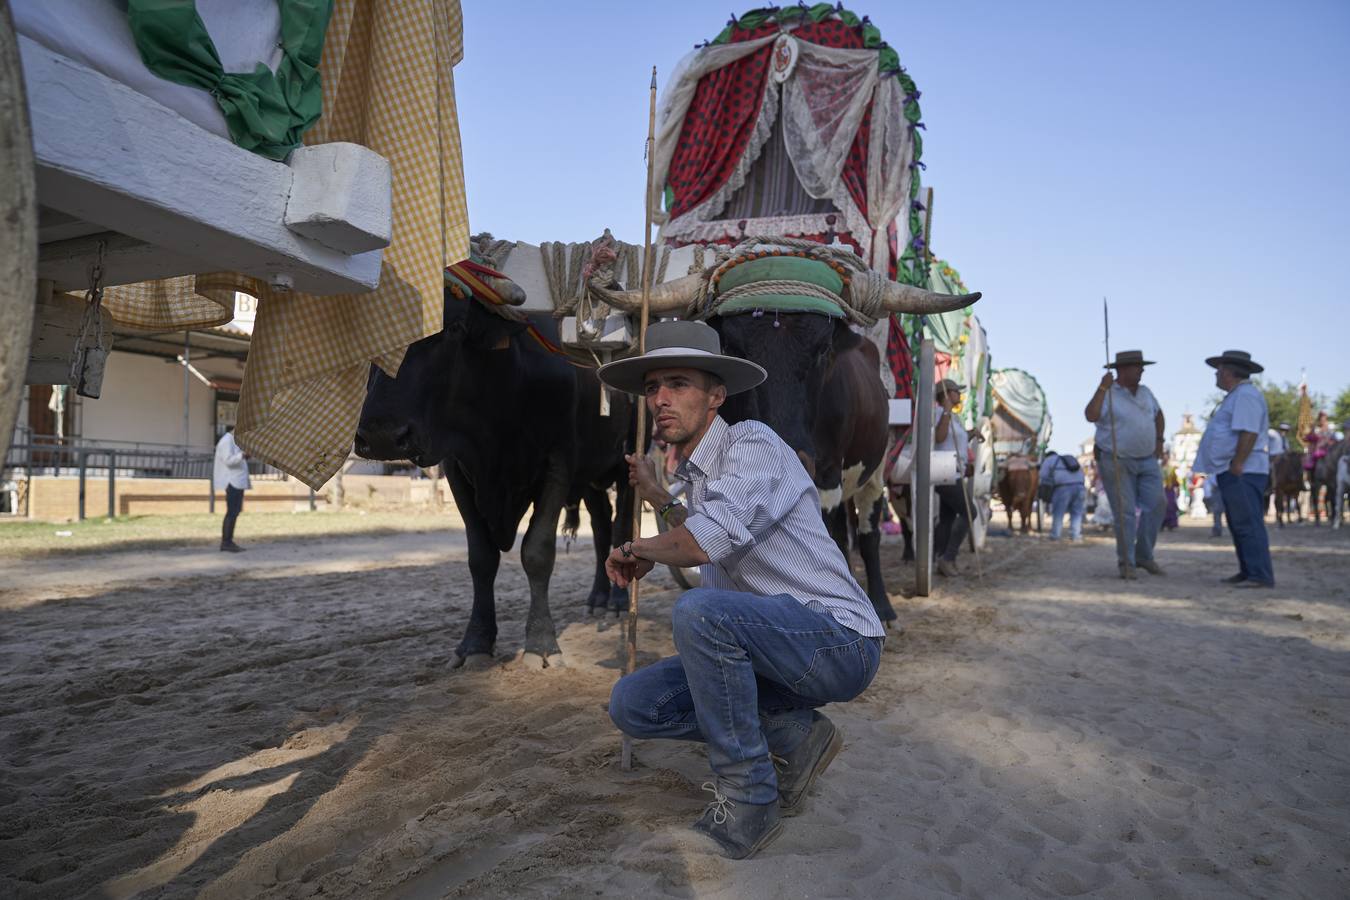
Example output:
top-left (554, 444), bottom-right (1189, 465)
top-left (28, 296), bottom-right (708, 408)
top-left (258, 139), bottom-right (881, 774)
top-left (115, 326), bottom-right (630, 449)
top-left (1, 516), bottom-right (1347, 898)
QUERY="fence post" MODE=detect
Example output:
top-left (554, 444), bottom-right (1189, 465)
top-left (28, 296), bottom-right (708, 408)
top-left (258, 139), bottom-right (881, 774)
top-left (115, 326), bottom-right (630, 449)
top-left (308, 488), bottom-right (316, 511)
top-left (208, 471), bottom-right (215, 514)
top-left (107, 450), bottom-right (116, 519)
top-left (77, 448), bottom-right (87, 521)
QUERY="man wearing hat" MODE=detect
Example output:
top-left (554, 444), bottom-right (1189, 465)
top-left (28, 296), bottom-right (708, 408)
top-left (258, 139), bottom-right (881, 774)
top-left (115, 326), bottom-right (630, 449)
top-left (597, 321), bottom-right (884, 860)
top-left (1084, 350), bottom-right (1167, 579)
top-left (933, 378), bottom-right (971, 576)
top-left (1194, 350), bottom-right (1274, 587)
top-left (1268, 422), bottom-right (1291, 456)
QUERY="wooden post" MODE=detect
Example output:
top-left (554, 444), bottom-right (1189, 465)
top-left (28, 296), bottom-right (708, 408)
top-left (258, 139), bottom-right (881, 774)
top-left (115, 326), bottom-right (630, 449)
top-left (622, 66), bottom-right (659, 773)
top-left (0, 5), bottom-right (37, 467)
top-left (107, 449), bottom-right (115, 519)
top-left (913, 338), bottom-right (935, 596)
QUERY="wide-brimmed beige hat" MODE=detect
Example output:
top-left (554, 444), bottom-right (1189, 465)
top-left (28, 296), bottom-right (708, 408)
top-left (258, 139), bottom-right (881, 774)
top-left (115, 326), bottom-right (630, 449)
top-left (1205, 349), bottom-right (1264, 374)
top-left (596, 320), bottom-right (767, 396)
top-left (1104, 349), bottom-right (1155, 369)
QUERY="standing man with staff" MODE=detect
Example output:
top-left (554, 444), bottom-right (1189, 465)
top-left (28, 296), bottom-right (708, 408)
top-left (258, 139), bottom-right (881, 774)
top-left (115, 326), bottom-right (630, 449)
top-left (1085, 350), bottom-right (1166, 579)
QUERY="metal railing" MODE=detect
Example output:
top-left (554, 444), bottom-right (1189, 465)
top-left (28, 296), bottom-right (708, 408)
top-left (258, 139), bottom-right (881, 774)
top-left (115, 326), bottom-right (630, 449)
top-left (2, 435), bottom-right (289, 519)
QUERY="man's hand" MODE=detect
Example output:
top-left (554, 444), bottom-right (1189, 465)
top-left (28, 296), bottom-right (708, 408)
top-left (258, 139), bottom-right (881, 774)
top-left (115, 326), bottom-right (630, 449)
top-left (1099, 371), bottom-right (1114, 391)
top-left (605, 543), bottom-right (655, 588)
top-left (626, 453), bottom-right (666, 507)
top-left (1156, 438), bottom-right (1165, 461)
top-left (1229, 459), bottom-right (1245, 477)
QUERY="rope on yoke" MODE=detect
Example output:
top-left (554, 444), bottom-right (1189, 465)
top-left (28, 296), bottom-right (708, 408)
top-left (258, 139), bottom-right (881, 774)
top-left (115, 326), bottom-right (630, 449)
top-left (696, 235), bottom-right (891, 327)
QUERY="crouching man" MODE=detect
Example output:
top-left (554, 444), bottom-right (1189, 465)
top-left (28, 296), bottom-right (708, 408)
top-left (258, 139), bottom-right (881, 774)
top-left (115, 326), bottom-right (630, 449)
top-left (597, 321), bottom-right (884, 860)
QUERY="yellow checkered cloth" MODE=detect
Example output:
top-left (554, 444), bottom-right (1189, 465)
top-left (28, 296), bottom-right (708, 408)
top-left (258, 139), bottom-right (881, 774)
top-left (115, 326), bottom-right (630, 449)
top-left (100, 0), bottom-right (469, 488)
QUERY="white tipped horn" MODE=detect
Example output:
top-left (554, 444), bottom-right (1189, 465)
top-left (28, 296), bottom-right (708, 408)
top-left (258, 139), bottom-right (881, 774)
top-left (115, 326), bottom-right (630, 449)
top-left (880, 282), bottom-right (982, 314)
top-left (590, 271), bottom-right (705, 314)
top-left (482, 273), bottom-right (526, 305)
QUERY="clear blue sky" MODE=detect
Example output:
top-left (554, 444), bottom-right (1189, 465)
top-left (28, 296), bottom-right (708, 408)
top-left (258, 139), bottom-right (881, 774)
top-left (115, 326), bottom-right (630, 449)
top-left (455, 1), bottom-right (1350, 447)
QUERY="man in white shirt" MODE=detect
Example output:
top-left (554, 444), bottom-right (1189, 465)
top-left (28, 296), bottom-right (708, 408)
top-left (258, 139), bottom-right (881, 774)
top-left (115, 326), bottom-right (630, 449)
top-left (933, 378), bottom-right (970, 576)
top-left (1267, 422), bottom-right (1290, 456)
top-left (1193, 350), bottom-right (1273, 587)
top-left (213, 427), bottom-right (251, 552)
top-left (1085, 350), bottom-right (1166, 579)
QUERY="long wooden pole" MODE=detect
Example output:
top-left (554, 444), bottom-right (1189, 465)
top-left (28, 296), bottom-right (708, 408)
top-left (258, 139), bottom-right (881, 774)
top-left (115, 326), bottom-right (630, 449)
top-left (621, 66), bottom-right (658, 772)
top-left (1103, 298), bottom-right (1127, 571)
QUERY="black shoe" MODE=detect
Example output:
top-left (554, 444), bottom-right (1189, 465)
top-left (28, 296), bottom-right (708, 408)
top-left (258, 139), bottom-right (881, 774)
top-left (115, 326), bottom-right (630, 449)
top-left (220, 542), bottom-right (246, 553)
top-left (1221, 573), bottom-right (1246, 584)
top-left (1235, 579), bottom-right (1274, 589)
top-left (692, 783), bottom-right (783, 859)
top-left (774, 711), bottom-right (844, 816)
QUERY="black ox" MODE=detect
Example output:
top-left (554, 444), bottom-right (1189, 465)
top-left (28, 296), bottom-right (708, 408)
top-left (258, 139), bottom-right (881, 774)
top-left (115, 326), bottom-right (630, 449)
top-left (355, 277), bottom-right (633, 667)
top-left (596, 264), bottom-right (978, 627)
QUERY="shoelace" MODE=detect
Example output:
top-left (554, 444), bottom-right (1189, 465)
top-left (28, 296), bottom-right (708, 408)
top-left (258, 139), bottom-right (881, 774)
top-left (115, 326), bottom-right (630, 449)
top-left (700, 781), bottom-right (736, 825)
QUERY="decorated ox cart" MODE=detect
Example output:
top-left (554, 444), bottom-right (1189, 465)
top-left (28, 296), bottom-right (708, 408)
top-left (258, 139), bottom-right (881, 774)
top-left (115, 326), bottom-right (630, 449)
top-left (989, 367), bottom-right (1053, 533)
top-left (1, 0), bottom-right (467, 489)
top-left (485, 5), bottom-right (978, 604)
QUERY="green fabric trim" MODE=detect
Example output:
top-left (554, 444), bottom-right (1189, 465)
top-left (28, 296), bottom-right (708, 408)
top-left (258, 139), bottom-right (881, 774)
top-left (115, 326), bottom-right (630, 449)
top-left (716, 256), bottom-right (844, 295)
top-left (127, 0), bottom-right (333, 161)
top-left (717, 295), bottom-right (844, 318)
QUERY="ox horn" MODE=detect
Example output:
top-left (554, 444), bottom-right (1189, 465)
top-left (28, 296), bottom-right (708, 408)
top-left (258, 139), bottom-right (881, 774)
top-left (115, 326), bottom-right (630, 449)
top-left (589, 271), bottom-right (705, 315)
top-left (878, 280), bottom-right (982, 314)
top-left (482, 273), bottom-right (526, 306)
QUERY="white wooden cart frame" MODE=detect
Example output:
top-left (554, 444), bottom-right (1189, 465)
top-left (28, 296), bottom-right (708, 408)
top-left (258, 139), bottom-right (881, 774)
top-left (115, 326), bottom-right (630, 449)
top-left (0, 2), bottom-right (392, 461)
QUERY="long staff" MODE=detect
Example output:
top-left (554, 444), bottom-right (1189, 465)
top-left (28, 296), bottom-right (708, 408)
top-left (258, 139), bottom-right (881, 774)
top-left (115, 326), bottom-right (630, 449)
top-left (622, 66), bottom-right (658, 772)
top-left (1103, 298), bottom-right (1127, 568)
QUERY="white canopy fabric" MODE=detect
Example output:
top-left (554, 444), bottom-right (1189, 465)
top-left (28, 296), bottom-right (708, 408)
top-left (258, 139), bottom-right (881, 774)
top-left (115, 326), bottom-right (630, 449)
top-left (991, 368), bottom-right (1053, 455)
top-left (14, 0), bottom-right (282, 141)
top-left (652, 31), bottom-right (917, 270)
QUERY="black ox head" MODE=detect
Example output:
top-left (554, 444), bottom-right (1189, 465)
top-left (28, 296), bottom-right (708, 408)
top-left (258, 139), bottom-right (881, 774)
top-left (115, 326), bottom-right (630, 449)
top-left (714, 310), bottom-right (845, 475)
top-left (354, 288), bottom-right (527, 466)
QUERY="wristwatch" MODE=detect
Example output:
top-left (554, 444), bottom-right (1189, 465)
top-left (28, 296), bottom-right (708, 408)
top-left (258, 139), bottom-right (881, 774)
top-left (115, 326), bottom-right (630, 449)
top-left (658, 497), bottom-right (683, 520)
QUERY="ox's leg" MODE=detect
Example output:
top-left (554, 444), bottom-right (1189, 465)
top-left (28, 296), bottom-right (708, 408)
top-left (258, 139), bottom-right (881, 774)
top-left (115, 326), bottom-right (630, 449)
top-left (891, 486), bottom-right (915, 562)
top-left (857, 494), bottom-right (896, 624)
top-left (445, 465), bottom-right (500, 665)
top-left (519, 455), bottom-right (570, 665)
top-left (581, 485), bottom-right (613, 616)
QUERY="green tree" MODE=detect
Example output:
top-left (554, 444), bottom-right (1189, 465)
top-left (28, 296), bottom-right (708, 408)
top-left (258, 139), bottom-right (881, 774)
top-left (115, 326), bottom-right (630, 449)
top-left (1332, 386), bottom-right (1350, 428)
top-left (1255, 380), bottom-right (1314, 434)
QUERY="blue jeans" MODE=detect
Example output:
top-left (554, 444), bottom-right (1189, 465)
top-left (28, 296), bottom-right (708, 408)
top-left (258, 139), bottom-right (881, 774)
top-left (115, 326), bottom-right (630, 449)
top-left (1217, 471), bottom-right (1274, 585)
top-left (1049, 483), bottom-right (1086, 540)
top-left (609, 588), bottom-right (883, 805)
top-left (1098, 455), bottom-right (1164, 566)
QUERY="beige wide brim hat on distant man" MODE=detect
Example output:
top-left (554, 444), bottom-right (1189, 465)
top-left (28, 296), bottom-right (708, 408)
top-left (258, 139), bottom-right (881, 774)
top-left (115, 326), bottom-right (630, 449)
top-left (597, 320), bottom-right (767, 397)
top-left (1205, 349), bottom-right (1264, 374)
top-left (1104, 349), bottom-right (1155, 369)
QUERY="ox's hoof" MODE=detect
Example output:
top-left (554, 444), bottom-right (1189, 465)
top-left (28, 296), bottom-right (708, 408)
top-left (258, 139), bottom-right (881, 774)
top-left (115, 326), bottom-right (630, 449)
top-left (451, 652), bottom-right (497, 671)
top-left (515, 651), bottom-right (566, 670)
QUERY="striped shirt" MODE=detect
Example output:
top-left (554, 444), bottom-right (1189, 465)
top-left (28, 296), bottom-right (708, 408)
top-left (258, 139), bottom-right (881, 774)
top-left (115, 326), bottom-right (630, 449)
top-left (677, 416), bottom-right (885, 639)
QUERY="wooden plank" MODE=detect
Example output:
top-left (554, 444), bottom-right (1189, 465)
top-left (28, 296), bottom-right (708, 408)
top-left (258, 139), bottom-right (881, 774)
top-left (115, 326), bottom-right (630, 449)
top-left (25, 282), bottom-right (114, 385)
top-left (39, 231), bottom-right (213, 294)
top-left (21, 36), bottom-right (387, 296)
